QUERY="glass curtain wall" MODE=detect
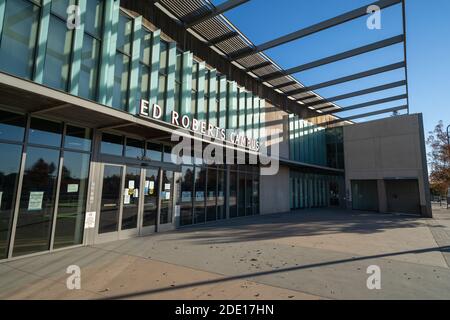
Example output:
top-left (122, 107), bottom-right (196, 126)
top-left (0, 110), bottom-right (92, 259)
top-left (112, 13), bottom-right (132, 111)
top-left (289, 171), bottom-right (343, 210)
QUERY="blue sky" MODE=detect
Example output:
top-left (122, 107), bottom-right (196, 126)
top-left (212, 0), bottom-right (450, 137)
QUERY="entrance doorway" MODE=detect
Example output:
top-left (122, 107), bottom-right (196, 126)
top-left (94, 164), bottom-right (175, 244)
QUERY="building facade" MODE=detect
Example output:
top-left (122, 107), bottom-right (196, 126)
top-left (0, 0), bottom-right (429, 261)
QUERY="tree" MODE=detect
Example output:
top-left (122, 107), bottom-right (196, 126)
top-left (427, 121), bottom-right (450, 197)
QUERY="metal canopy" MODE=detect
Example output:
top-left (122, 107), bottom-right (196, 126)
top-left (152, 0), bottom-right (410, 126)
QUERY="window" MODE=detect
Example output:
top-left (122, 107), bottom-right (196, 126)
top-left (43, 2), bottom-right (75, 90)
top-left (13, 146), bottom-right (60, 257)
top-left (157, 41), bottom-right (169, 112)
top-left (112, 13), bottom-right (132, 110)
top-left (28, 118), bottom-right (63, 148)
top-left (65, 126), bottom-right (92, 152)
top-left (101, 133), bottom-right (124, 156)
top-left (0, 110), bottom-right (26, 142)
top-left (137, 30), bottom-right (152, 103)
top-left (191, 62), bottom-right (199, 118)
top-left (79, 0), bottom-right (103, 100)
top-left (0, 143), bottom-right (23, 258)
top-left (0, 0), bottom-right (39, 79)
top-left (194, 166), bottom-right (206, 224)
top-left (179, 166), bottom-right (194, 226)
top-left (174, 50), bottom-right (182, 113)
top-left (146, 142), bottom-right (162, 162)
top-left (53, 151), bottom-right (90, 249)
top-left (125, 138), bottom-right (144, 159)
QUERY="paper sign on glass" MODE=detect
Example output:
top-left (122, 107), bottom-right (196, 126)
top-left (165, 184), bottom-right (171, 191)
top-left (67, 184), bottom-right (79, 193)
top-left (84, 212), bottom-right (96, 229)
top-left (124, 189), bottom-right (131, 204)
top-left (128, 181), bottom-right (135, 189)
top-left (28, 192), bottom-right (44, 211)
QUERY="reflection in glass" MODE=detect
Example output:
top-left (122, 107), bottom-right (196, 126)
top-left (0, 143), bottom-right (22, 259)
top-left (101, 133), bottom-right (123, 156)
top-left (252, 174), bottom-right (260, 215)
top-left (229, 170), bottom-right (238, 219)
top-left (0, 0), bottom-right (39, 79)
top-left (79, 35), bottom-right (100, 100)
top-left (238, 172), bottom-right (246, 217)
top-left (217, 170), bottom-right (226, 220)
top-left (125, 138), bottom-right (144, 159)
top-left (206, 168), bottom-right (217, 222)
top-left (160, 171), bottom-right (173, 225)
top-left (179, 166), bottom-right (194, 226)
top-left (194, 167), bottom-right (206, 224)
top-left (43, 16), bottom-right (73, 91)
top-left (53, 152), bottom-right (90, 249)
top-left (85, 0), bottom-right (103, 37)
top-left (122, 167), bottom-right (140, 230)
top-left (246, 172), bottom-right (253, 216)
top-left (0, 110), bottom-right (26, 142)
top-left (65, 126), bottom-right (92, 152)
top-left (143, 169), bottom-right (159, 227)
top-left (146, 142), bottom-right (162, 162)
top-left (13, 147), bottom-right (60, 257)
top-left (29, 118), bottom-right (63, 147)
top-left (112, 53), bottom-right (130, 111)
top-left (99, 165), bottom-right (122, 234)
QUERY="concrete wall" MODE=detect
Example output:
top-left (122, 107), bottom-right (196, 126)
top-left (258, 101), bottom-right (291, 215)
top-left (259, 165), bottom-right (291, 215)
top-left (343, 114), bottom-right (431, 217)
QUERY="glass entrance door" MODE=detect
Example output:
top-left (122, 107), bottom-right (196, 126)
top-left (96, 164), bottom-right (176, 242)
top-left (141, 168), bottom-right (159, 234)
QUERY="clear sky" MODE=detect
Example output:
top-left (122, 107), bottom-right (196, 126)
top-left (212, 0), bottom-right (450, 138)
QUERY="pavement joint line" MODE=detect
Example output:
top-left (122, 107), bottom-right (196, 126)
top-left (426, 219), bottom-right (450, 269)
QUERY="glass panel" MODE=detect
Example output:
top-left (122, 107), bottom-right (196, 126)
top-left (142, 168), bottom-right (158, 227)
top-left (53, 151), bottom-right (90, 249)
top-left (159, 41), bottom-right (168, 74)
top-left (229, 170), bottom-right (237, 218)
top-left (206, 167), bottom-right (217, 222)
top-left (51, 0), bottom-right (75, 17)
top-left (99, 165), bottom-right (122, 234)
top-left (138, 63), bottom-right (150, 103)
top-left (140, 30), bottom-right (152, 65)
top-left (160, 171), bottom-right (173, 225)
top-left (0, 0), bottom-right (39, 79)
top-left (100, 133), bottom-right (123, 156)
top-left (65, 125), bottom-right (92, 152)
top-left (116, 14), bottom-right (132, 55)
top-left (43, 16), bottom-right (73, 91)
top-left (217, 170), bottom-right (225, 220)
top-left (146, 142), bottom-right (162, 162)
top-left (112, 53), bottom-right (130, 111)
top-left (238, 172), bottom-right (245, 217)
top-left (179, 166), bottom-right (194, 226)
top-left (0, 110), bottom-right (26, 142)
top-left (252, 174), bottom-right (259, 215)
top-left (0, 143), bottom-right (22, 259)
top-left (125, 138), bottom-right (144, 159)
top-left (85, 0), bottom-right (103, 37)
top-left (245, 172), bottom-right (252, 216)
top-left (122, 167), bottom-right (140, 230)
top-left (157, 74), bottom-right (167, 109)
top-left (79, 35), bottom-right (100, 100)
top-left (194, 167), bottom-right (206, 224)
top-left (28, 118), bottom-right (62, 147)
top-left (163, 145), bottom-right (173, 163)
top-left (13, 147), bottom-right (60, 257)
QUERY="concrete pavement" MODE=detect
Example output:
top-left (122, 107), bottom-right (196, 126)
top-left (1, 208), bottom-right (450, 300)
